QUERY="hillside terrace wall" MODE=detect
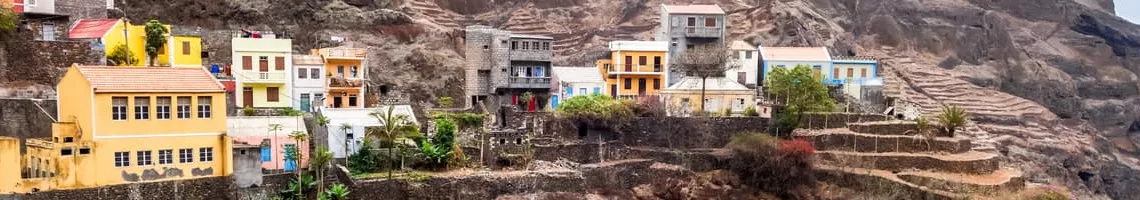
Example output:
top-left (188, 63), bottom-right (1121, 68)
top-left (1, 40), bottom-right (98, 86)
top-left (799, 113), bottom-right (891, 129)
top-left (0, 173), bottom-right (294, 200)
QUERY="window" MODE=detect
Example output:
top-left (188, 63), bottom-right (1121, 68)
top-left (242, 56), bottom-right (252, 70)
top-left (79, 148), bottom-right (91, 155)
top-left (653, 79), bottom-right (660, 89)
top-left (687, 17), bottom-right (696, 26)
top-left (267, 87), bottom-right (280, 102)
top-left (63, 137), bottom-right (73, 143)
top-left (705, 17), bottom-right (716, 27)
top-left (259, 56), bottom-right (269, 71)
top-left (114, 152), bottom-right (130, 167)
top-left (199, 147), bottom-right (214, 162)
top-left (653, 56), bottom-right (662, 71)
top-left (351, 66), bottom-right (358, 78)
top-left (112, 97), bottom-right (128, 120)
top-left (179, 148), bottom-right (193, 163)
top-left (197, 96), bottom-right (212, 118)
top-left (182, 41), bottom-right (191, 55)
top-left (847, 68), bottom-right (854, 78)
top-left (311, 68), bottom-right (321, 79)
top-left (522, 41), bottom-right (529, 50)
top-left (156, 97), bottom-right (171, 119)
top-left (337, 66), bottom-right (345, 78)
top-left (28, 0), bottom-right (36, 6)
top-left (298, 68), bottom-right (308, 79)
top-left (61, 148), bottom-right (73, 156)
top-left (134, 97), bottom-right (150, 120)
top-left (349, 94), bottom-right (358, 107)
top-left (833, 68), bottom-right (840, 79)
top-left (532, 42), bottom-right (539, 50)
top-left (639, 56), bottom-right (647, 66)
top-left (624, 78), bottom-right (631, 89)
top-left (275, 57), bottom-right (285, 70)
top-left (137, 150), bottom-right (153, 166)
top-left (745, 51), bottom-right (753, 59)
top-left (511, 41), bottom-right (518, 50)
top-left (593, 87), bottom-right (601, 94)
top-left (861, 68), bottom-right (868, 77)
top-left (158, 149), bottom-right (173, 164)
top-left (543, 42), bottom-right (550, 50)
top-left (177, 97), bottom-right (191, 119)
top-left (580, 88), bottom-right (587, 95)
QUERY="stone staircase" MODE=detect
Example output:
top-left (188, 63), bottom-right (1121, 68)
top-left (796, 121), bottom-right (1025, 199)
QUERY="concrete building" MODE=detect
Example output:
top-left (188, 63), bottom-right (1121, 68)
top-left (231, 143), bottom-right (262, 188)
top-left (0, 64), bottom-right (233, 193)
top-left (550, 66), bottom-right (605, 108)
top-left (726, 40), bottom-right (760, 88)
top-left (758, 45), bottom-right (832, 85)
top-left (655, 4), bottom-right (726, 85)
top-left (11, 0), bottom-right (108, 41)
top-left (292, 55), bottom-right (326, 112)
top-left (68, 19), bottom-right (204, 67)
top-left (226, 116), bottom-right (309, 172)
top-left (312, 46), bottom-right (367, 109)
top-left (662, 77), bottom-right (754, 116)
top-left (321, 105), bottom-right (416, 159)
top-left (232, 31), bottom-right (293, 109)
top-left (464, 25), bottom-right (554, 112)
top-left (596, 41), bottom-right (670, 100)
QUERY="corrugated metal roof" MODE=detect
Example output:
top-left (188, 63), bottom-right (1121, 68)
top-left (663, 5), bottom-right (726, 15)
top-left (609, 41), bottom-right (669, 51)
top-left (759, 46), bottom-right (831, 61)
top-left (74, 65), bottom-right (225, 93)
top-left (552, 67), bottom-right (604, 83)
top-left (666, 77), bottom-right (750, 91)
top-left (68, 19), bottom-right (120, 39)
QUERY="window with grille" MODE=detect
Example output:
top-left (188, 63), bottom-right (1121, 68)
top-left (156, 97), bottom-right (171, 119)
top-left (158, 149), bottom-right (173, 164)
top-left (199, 147), bottom-right (214, 162)
top-left (112, 97), bottom-right (127, 120)
top-left (311, 68), bottom-right (320, 79)
top-left (114, 152), bottom-right (130, 167)
top-left (687, 17), bottom-right (696, 26)
top-left (351, 66), bottom-right (358, 78)
top-left (267, 87), bottom-right (280, 102)
top-left (134, 97), bottom-right (150, 120)
top-left (298, 68), bottom-right (308, 79)
top-left (179, 148), bottom-right (193, 163)
top-left (522, 42), bottom-right (529, 50)
top-left (136, 150), bottom-right (153, 166)
top-left (177, 97), bottom-right (191, 119)
top-left (197, 96), bottom-right (212, 118)
top-left (543, 42), bottom-right (550, 50)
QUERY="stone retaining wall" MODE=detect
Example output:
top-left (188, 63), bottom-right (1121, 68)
top-left (0, 99), bottom-right (57, 153)
top-left (803, 133), bottom-right (971, 154)
top-left (818, 152), bottom-right (999, 174)
top-left (621, 117), bottom-right (770, 149)
top-left (817, 169), bottom-right (953, 200)
top-left (800, 113), bottom-right (891, 129)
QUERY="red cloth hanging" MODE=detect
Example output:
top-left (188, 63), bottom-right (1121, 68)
top-left (528, 97), bottom-right (536, 112)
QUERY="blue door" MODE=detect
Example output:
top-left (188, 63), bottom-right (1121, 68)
top-left (551, 95), bottom-right (559, 108)
top-left (260, 146), bottom-right (271, 162)
top-left (300, 94), bottom-right (311, 112)
top-left (283, 144), bottom-right (296, 171)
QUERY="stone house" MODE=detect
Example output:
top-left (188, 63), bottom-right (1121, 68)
top-left (655, 4), bottom-right (726, 85)
top-left (464, 25), bottom-right (554, 113)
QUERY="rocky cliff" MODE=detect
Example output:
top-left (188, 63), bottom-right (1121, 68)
top-left (50, 0), bottom-right (1140, 199)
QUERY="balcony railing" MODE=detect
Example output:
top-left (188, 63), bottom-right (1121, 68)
top-left (684, 27), bottom-right (722, 38)
top-left (507, 77), bottom-right (552, 88)
top-left (605, 64), bottom-right (664, 74)
top-left (318, 48), bottom-right (367, 59)
top-left (238, 71), bottom-right (287, 82)
top-left (328, 77), bottom-right (365, 88)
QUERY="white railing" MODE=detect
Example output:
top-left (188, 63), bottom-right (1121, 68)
top-left (239, 71), bottom-right (287, 82)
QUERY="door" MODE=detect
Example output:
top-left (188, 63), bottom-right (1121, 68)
top-left (638, 78), bottom-right (647, 95)
top-left (259, 58), bottom-right (269, 72)
top-left (611, 84), bottom-right (618, 98)
top-left (283, 144), bottom-right (296, 171)
top-left (242, 87), bottom-right (253, 108)
top-left (333, 96), bottom-right (343, 108)
top-left (624, 56), bottom-right (633, 72)
top-left (260, 146), bottom-right (271, 163)
top-left (300, 94), bottom-right (311, 112)
top-left (42, 23), bottom-right (54, 41)
top-left (551, 95), bottom-right (559, 108)
top-left (738, 72), bottom-right (747, 85)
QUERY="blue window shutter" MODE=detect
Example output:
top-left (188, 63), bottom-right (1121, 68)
top-left (567, 87), bottom-right (573, 96)
top-left (594, 87), bottom-right (600, 94)
top-left (260, 147), bottom-right (270, 162)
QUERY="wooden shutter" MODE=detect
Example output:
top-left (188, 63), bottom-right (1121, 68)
top-left (266, 87), bottom-right (279, 102)
top-left (242, 56), bottom-right (252, 70)
top-left (275, 57), bottom-right (285, 70)
top-left (847, 68), bottom-right (854, 78)
top-left (861, 69), bottom-right (868, 77)
top-left (832, 68), bottom-right (839, 79)
top-left (182, 41), bottom-right (191, 55)
top-left (259, 57), bottom-right (269, 72)
top-left (705, 17), bottom-right (716, 27)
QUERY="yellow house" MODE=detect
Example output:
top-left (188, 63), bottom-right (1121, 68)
top-left (661, 77), bottom-right (755, 116)
top-left (233, 34), bottom-right (293, 108)
top-left (313, 46), bottom-right (367, 108)
top-left (0, 65), bottom-right (232, 193)
top-left (597, 41), bottom-right (670, 99)
top-left (68, 19), bottom-right (204, 67)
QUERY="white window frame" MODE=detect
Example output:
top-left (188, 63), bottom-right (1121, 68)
top-left (197, 96), bottom-right (212, 118)
top-left (179, 148), bottom-right (193, 163)
top-left (158, 149), bottom-right (173, 165)
top-left (112, 97), bottom-right (128, 121)
top-left (134, 97), bottom-right (150, 120)
top-left (136, 150), bottom-right (153, 166)
top-left (114, 152), bottom-right (129, 167)
top-left (156, 97), bottom-right (171, 120)
top-left (177, 96), bottom-right (191, 119)
top-left (297, 68), bottom-right (308, 79)
top-left (199, 147), bottom-right (214, 162)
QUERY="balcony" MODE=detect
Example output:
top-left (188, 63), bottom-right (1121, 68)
top-left (684, 27), bottom-right (722, 38)
top-left (238, 71), bottom-right (288, 83)
top-left (506, 77), bottom-right (552, 89)
top-left (317, 48), bottom-right (367, 59)
top-left (328, 77), bottom-right (365, 88)
top-left (604, 64), bottom-right (664, 76)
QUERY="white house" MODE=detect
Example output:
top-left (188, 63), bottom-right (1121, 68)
top-left (292, 55), bottom-right (326, 112)
top-left (550, 66), bottom-right (605, 108)
top-left (321, 105), bottom-right (418, 159)
top-left (726, 40), bottom-right (759, 87)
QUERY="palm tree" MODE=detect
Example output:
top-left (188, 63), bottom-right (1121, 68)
top-left (269, 123), bottom-right (283, 169)
top-left (309, 148), bottom-right (333, 197)
top-left (287, 130), bottom-right (309, 198)
top-left (368, 106), bottom-right (420, 179)
top-left (316, 113), bottom-right (331, 127)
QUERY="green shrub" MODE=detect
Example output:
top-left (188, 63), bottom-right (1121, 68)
top-left (347, 141), bottom-right (380, 174)
top-left (106, 44), bottom-right (140, 66)
top-left (323, 183), bottom-right (350, 200)
top-left (438, 97), bottom-right (454, 108)
top-left (0, 2), bottom-right (15, 32)
top-left (556, 94), bottom-right (633, 129)
top-left (721, 107), bottom-right (732, 117)
top-left (726, 133), bottom-right (817, 199)
top-left (936, 105), bottom-right (968, 137)
top-left (430, 112), bottom-right (485, 130)
top-left (279, 174), bottom-right (317, 200)
top-left (243, 106), bottom-right (256, 116)
top-left (279, 108), bottom-right (302, 116)
top-left (743, 106), bottom-right (759, 116)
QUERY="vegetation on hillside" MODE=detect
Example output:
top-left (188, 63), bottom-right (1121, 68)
top-left (367, 106), bottom-right (421, 178)
top-left (726, 133), bottom-right (817, 199)
top-left (0, 1), bottom-right (16, 33)
top-left (936, 105), bottom-right (968, 137)
top-left (107, 44), bottom-right (140, 66)
top-left (556, 94), bottom-right (634, 130)
top-left (765, 65), bottom-right (836, 134)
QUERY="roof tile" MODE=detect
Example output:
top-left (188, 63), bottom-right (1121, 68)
top-left (68, 19), bottom-right (120, 39)
top-left (75, 66), bottom-right (224, 93)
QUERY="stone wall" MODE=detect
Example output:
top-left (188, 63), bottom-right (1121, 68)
top-left (13, 176), bottom-right (235, 200)
top-left (56, 0), bottom-right (108, 22)
top-left (1, 40), bottom-right (97, 86)
top-left (621, 117), bottom-right (770, 149)
top-left (799, 113), bottom-right (892, 129)
top-left (0, 99), bottom-right (57, 153)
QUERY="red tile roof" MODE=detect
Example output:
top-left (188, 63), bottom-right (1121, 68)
top-left (68, 19), bottom-right (121, 39)
top-left (75, 66), bottom-right (225, 93)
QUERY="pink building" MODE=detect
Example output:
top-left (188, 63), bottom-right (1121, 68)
top-left (227, 116), bottom-right (310, 171)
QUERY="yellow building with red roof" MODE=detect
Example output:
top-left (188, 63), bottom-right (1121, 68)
top-left (0, 64), bottom-right (232, 193)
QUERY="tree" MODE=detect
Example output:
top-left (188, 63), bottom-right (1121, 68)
top-left (106, 44), bottom-right (140, 66)
top-left (368, 106), bottom-right (420, 179)
top-left (766, 65), bottom-right (836, 134)
top-left (309, 148), bottom-right (333, 197)
top-left (269, 123), bottom-right (284, 169)
top-left (672, 45), bottom-right (740, 112)
top-left (315, 114), bottom-right (331, 127)
top-left (287, 130), bottom-right (309, 199)
top-left (936, 105), bottom-right (968, 137)
top-left (0, 1), bottom-right (17, 33)
top-left (143, 20), bottom-right (169, 67)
